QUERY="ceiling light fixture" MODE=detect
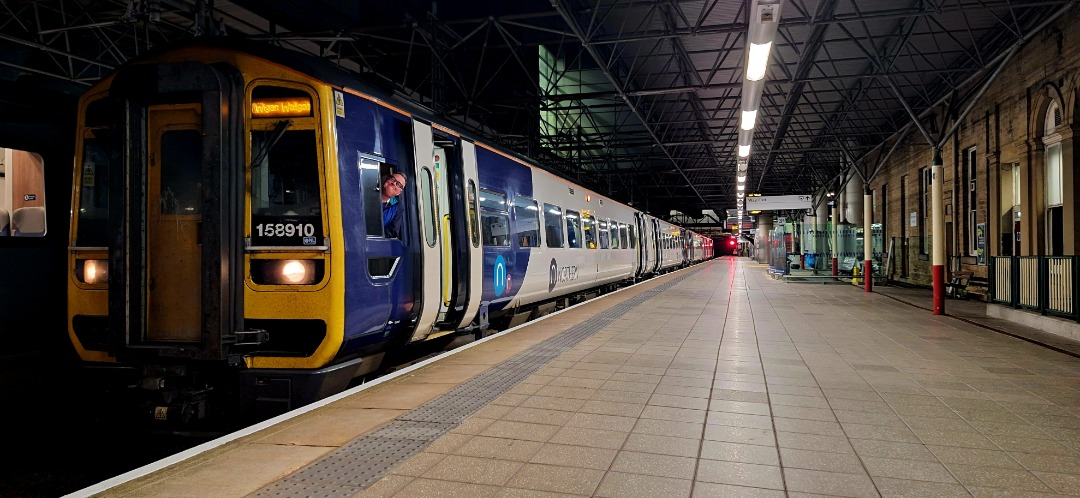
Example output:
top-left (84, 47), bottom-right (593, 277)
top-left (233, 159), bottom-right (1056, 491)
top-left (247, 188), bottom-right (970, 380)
top-left (741, 109), bottom-right (758, 130)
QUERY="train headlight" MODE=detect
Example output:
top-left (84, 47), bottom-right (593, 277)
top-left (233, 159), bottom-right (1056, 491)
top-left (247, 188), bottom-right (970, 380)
top-left (250, 259), bottom-right (323, 285)
top-left (76, 259), bottom-right (109, 284)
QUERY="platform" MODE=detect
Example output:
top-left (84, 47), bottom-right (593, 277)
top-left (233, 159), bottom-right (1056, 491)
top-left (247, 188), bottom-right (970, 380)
top-left (71, 257), bottom-right (1080, 497)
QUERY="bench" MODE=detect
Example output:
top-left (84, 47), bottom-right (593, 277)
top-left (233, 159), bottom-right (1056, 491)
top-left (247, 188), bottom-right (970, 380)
top-left (966, 275), bottom-right (989, 300)
top-left (944, 271), bottom-right (971, 298)
top-left (944, 270), bottom-right (988, 299)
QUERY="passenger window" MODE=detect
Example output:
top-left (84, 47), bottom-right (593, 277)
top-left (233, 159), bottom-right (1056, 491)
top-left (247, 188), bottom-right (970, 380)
top-left (512, 196), bottom-right (540, 247)
top-left (3, 147), bottom-right (47, 237)
top-left (479, 189), bottom-right (506, 210)
top-left (609, 219), bottom-right (619, 249)
top-left (597, 219), bottom-right (609, 249)
top-left (544, 203), bottom-right (563, 248)
top-left (480, 188), bottom-right (509, 247)
top-left (620, 224), bottom-right (630, 249)
top-left (565, 209), bottom-right (581, 248)
top-left (581, 213), bottom-right (597, 249)
top-left (481, 214), bottom-right (510, 246)
top-left (627, 224), bottom-right (636, 248)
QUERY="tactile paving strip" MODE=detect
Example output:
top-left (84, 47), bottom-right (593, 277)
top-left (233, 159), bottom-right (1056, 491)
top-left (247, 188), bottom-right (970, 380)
top-left (250, 274), bottom-right (689, 497)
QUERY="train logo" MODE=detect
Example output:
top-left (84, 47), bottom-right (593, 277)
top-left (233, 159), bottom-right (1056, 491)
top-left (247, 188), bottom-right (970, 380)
top-left (549, 258), bottom-right (557, 292)
top-left (493, 255), bottom-right (507, 296)
top-left (548, 258), bottom-right (578, 292)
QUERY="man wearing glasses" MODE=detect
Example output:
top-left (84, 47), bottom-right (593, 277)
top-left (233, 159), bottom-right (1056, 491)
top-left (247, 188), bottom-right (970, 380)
top-left (381, 172), bottom-right (407, 239)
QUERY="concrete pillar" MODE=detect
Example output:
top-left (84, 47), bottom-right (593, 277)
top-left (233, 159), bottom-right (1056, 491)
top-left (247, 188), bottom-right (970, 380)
top-left (756, 214), bottom-right (772, 264)
top-left (932, 148), bottom-right (945, 314)
top-left (864, 186), bottom-right (873, 292)
top-left (831, 202), bottom-right (839, 276)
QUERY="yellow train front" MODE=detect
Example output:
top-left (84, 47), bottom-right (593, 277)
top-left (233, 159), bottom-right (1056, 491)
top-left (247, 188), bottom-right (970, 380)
top-left (66, 39), bottom-right (434, 426)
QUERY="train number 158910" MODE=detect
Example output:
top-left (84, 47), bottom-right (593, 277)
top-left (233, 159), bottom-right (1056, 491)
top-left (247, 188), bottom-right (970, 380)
top-left (255, 223), bottom-right (316, 238)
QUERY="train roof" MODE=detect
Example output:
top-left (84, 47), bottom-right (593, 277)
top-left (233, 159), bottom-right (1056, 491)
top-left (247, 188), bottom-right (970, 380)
top-left (92, 36), bottom-right (705, 238)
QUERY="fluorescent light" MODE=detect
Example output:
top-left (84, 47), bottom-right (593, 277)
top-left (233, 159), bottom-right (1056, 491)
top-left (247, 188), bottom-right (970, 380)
top-left (737, 184), bottom-right (745, 191)
top-left (738, 145), bottom-right (751, 157)
top-left (741, 110), bottom-right (757, 131)
top-left (746, 42), bottom-right (772, 81)
top-left (737, 175), bottom-right (746, 182)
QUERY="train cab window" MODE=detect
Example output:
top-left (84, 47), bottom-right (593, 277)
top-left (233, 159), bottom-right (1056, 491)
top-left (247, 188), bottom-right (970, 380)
top-left (2, 147), bottom-right (47, 237)
top-left (512, 195), bottom-right (540, 247)
top-left (544, 203), bottom-right (564, 248)
top-left (581, 213), bottom-right (597, 249)
top-left (620, 224), bottom-right (630, 249)
top-left (627, 224), bottom-right (636, 248)
top-left (597, 219), bottom-right (609, 249)
top-left (565, 210), bottom-right (581, 248)
top-left (249, 85), bottom-right (324, 247)
top-left (75, 97), bottom-right (114, 246)
top-left (610, 219), bottom-right (620, 249)
top-left (479, 188), bottom-right (509, 247)
top-left (250, 128), bottom-right (324, 246)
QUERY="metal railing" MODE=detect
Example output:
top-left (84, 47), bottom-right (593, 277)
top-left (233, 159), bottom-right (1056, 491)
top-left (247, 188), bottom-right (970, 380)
top-left (989, 256), bottom-right (1080, 322)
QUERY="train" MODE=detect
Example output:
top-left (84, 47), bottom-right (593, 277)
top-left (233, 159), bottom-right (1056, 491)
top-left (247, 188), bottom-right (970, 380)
top-left (65, 37), bottom-right (714, 427)
top-left (715, 234), bottom-right (740, 256)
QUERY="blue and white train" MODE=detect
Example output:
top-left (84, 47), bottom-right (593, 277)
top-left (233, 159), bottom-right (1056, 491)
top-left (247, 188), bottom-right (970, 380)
top-left (65, 38), bottom-right (712, 425)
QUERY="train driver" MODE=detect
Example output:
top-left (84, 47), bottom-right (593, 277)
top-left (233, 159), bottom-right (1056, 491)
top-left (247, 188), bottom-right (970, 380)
top-left (381, 172), bottom-right (407, 239)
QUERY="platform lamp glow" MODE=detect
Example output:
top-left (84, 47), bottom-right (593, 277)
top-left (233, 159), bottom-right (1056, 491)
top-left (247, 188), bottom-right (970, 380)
top-left (736, 0), bottom-right (782, 197)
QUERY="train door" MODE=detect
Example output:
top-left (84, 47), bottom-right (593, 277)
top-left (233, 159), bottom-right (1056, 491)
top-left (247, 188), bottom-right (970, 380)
top-left (454, 142), bottom-right (483, 330)
top-left (634, 213), bottom-right (646, 278)
top-left (652, 218), bottom-right (663, 273)
top-left (146, 106), bottom-right (203, 341)
top-left (104, 62), bottom-right (242, 359)
top-left (407, 120), bottom-right (455, 342)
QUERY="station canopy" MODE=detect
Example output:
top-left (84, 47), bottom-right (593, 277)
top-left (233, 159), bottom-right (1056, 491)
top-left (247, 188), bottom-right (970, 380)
top-left (0, 0), bottom-right (1070, 235)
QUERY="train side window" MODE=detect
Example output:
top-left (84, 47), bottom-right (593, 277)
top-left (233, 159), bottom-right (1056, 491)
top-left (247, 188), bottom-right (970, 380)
top-left (359, 157), bottom-right (384, 236)
top-left (620, 223), bottom-right (630, 249)
top-left (627, 224), bottom-right (636, 248)
top-left (512, 195), bottom-right (540, 248)
top-left (610, 219), bottom-right (620, 249)
top-left (467, 181), bottom-right (480, 247)
top-left (420, 167), bottom-right (436, 246)
top-left (565, 210), bottom-right (581, 248)
top-left (481, 214), bottom-right (510, 246)
top-left (479, 188), bottom-right (506, 211)
top-left (4, 147), bottom-right (48, 237)
top-left (479, 188), bottom-right (509, 247)
top-left (597, 218), bottom-right (609, 249)
top-left (544, 203), bottom-right (563, 248)
top-left (581, 213), bottom-right (597, 249)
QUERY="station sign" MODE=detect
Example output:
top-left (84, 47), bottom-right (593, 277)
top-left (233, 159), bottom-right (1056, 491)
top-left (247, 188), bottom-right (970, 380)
top-left (743, 194), bottom-right (812, 211)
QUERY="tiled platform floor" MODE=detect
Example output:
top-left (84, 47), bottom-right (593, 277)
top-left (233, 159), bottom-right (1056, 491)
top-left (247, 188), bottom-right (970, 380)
top-left (88, 258), bottom-right (1080, 497)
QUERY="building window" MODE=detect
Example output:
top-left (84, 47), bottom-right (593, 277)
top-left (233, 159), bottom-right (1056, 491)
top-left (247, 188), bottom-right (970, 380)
top-left (1044, 100), bottom-right (1063, 256)
top-left (920, 167), bottom-right (930, 254)
top-left (964, 147), bottom-right (977, 256)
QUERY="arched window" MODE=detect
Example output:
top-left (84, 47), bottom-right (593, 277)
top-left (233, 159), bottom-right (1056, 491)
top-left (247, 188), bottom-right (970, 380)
top-left (1044, 100), bottom-right (1063, 255)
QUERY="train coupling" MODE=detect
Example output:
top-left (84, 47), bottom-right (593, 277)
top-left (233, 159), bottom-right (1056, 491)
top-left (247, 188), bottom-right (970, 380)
top-left (232, 328), bottom-right (269, 345)
top-left (138, 365), bottom-right (213, 425)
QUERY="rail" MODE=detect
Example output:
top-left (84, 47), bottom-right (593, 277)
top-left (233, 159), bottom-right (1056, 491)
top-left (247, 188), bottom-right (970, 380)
top-left (989, 256), bottom-right (1080, 322)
